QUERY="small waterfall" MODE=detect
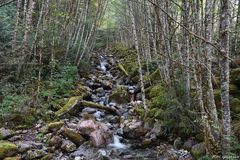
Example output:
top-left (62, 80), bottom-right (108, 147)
top-left (108, 135), bottom-right (128, 149)
top-left (99, 55), bottom-right (107, 72)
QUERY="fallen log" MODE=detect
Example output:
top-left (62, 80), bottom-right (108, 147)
top-left (117, 63), bottom-right (129, 76)
top-left (80, 100), bottom-right (117, 113)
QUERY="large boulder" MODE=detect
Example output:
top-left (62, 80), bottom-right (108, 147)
top-left (61, 128), bottom-right (85, 146)
top-left (191, 142), bottom-right (206, 159)
top-left (0, 128), bottom-right (14, 140)
top-left (48, 121), bottom-right (64, 132)
top-left (0, 141), bottom-right (18, 159)
top-left (109, 86), bottom-right (130, 104)
top-left (61, 140), bottom-right (77, 153)
top-left (77, 119), bottom-right (111, 147)
top-left (120, 119), bottom-right (148, 139)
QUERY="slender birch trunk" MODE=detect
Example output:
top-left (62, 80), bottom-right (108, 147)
top-left (219, 0), bottom-right (231, 155)
top-left (128, 0), bottom-right (148, 119)
top-left (12, 0), bottom-right (21, 50)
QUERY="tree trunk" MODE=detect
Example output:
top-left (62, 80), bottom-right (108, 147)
top-left (219, 0), bottom-right (231, 156)
top-left (128, 0), bottom-right (148, 119)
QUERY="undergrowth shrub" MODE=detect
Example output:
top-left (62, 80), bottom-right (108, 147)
top-left (148, 84), bottom-right (196, 136)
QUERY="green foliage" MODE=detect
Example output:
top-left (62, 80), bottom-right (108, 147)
top-left (39, 64), bottom-right (78, 100)
top-left (147, 83), bottom-right (196, 136)
top-left (0, 95), bottom-right (27, 115)
top-left (198, 155), bottom-right (213, 160)
top-left (0, 4), bottom-right (16, 50)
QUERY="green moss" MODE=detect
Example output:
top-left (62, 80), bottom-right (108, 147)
top-left (135, 107), bottom-right (145, 118)
top-left (62, 128), bottom-right (85, 146)
top-left (48, 121), bottom-right (64, 132)
top-left (0, 141), bottom-right (17, 159)
top-left (191, 143), bottom-right (206, 159)
top-left (109, 86), bottom-right (129, 104)
top-left (55, 96), bottom-right (82, 116)
top-left (3, 157), bottom-right (21, 160)
top-left (149, 84), bottom-right (163, 98)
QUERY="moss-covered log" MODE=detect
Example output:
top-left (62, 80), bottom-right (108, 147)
top-left (80, 100), bottom-right (117, 113)
top-left (117, 63), bottom-right (129, 76)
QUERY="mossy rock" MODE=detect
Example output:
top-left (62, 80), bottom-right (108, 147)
top-left (0, 128), bottom-right (15, 140)
top-left (55, 96), bottom-right (82, 116)
top-left (62, 128), bottom-right (85, 146)
top-left (48, 121), bottom-right (64, 132)
top-left (191, 142), bottom-right (206, 159)
top-left (109, 86), bottom-right (129, 104)
top-left (70, 83), bottom-right (88, 97)
top-left (230, 98), bottom-right (240, 113)
top-left (0, 141), bottom-right (18, 159)
top-left (3, 157), bottom-right (21, 160)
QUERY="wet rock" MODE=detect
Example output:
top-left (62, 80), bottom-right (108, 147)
top-left (100, 80), bottom-right (113, 90)
top-left (191, 142), bottom-right (206, 159)
top-left (93, 111), bottom-right (105, 120)
top-left (0, 141), bottom-right (18, 159)
top-left (48, 121), bottom-right (64, 132)
top-left (109, 86), bottom-right (130, 104)
top-left (62, 128), bottom-right (85, 146)
top-left (151, 121), bottom-right (162, 137)
top-left (94, 149), bottom-right (111, 160)
top-left (17, 141), bottom-right (33, 153)
top-left (77, 119), bottom-right (111, 147)
top-left (74, 156), bottom-right (87, 160)
top-left (109, 116), bottom-right (120, 124)
top-left (141, 139), bottom-right (152, 148)
top-left (61, 140), bottom-right (77, 153)
top-left (183, 138), bottom-right (196, 151)
top-left (95, 87), bottom-right (105, 97)
top-left (48, 136), bottom-right (62, 148)
top-left (121, 119), bottom-right (148, 139)
top-left (26, 149), bottom-right (47, 160)
top-left (67, 123), bottom-right (78, 130)
top-left (0, 128), bottom-right (14, 140)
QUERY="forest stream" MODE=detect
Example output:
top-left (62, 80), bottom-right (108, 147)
top-left (0, 53), bottom-right (194, 160)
